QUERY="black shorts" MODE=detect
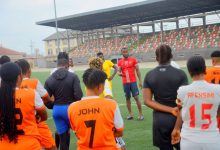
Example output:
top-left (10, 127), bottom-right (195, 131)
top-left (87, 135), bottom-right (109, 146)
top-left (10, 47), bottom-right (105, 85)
top-left (123, 82), bottom-right (139, 99)
top-left (153, 111), bottom-right (180, 149)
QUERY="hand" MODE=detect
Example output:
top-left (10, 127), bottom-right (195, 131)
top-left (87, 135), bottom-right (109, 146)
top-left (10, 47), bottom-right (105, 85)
top-left (108, 76), bottom-right (113, 81)
top-left (176, 99), bottom-right (183, 109)
top-left (118, 72), bottom-right (123, 77)
top-left (171, 107), bottom-right (179, 117)
top-left (35, 114), bottom-right (41, 123)
top-left (171, 128), bottom-right (181, 145)
top-left (139, 82), bottom-right (143, 89)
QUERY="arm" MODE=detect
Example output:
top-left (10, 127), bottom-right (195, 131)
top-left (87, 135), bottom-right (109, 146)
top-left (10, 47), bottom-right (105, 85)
top-left (117, 66), bottom-right (123, 77)
top-left (135, 65), bottom-right (143, 89)
top-left (143, 88), bottom-right (179, 116)
top-left (114, 105), bottom-right (124, 137)
top-left (109, 64), bottom-right (118, 81)
top-left (73, 75), bottom-right (83, 100)
top-left (35, 91), bottom-right (48, 122)
top-left (171, 109), bottom-right (182, 144)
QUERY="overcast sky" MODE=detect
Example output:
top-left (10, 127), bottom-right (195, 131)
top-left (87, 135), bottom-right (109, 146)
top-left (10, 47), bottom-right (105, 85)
top-left (0, 0), bottom-right (219, 55)
top-left (0, 0), bottom-right (146, 55)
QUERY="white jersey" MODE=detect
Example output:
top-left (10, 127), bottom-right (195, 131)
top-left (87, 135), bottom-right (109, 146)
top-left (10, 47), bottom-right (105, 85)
top-left (177, 80), bottom-right (220, 143)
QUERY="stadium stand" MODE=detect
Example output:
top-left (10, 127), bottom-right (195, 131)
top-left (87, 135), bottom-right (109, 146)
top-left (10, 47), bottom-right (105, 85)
top-left (69, 24), bottom-right (220, 57)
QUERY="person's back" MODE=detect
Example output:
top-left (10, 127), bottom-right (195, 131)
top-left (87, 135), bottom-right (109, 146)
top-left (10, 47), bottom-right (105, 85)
top-left (0, 62), bottom-right (47, 150)
top-left (205, 66), bottom-right (220, 84)
top-left (68, 68), bottom-right (123, 150)
top-left (145, 65), bottom-right (187, 107)
top-left (68, 97), bottom-right (121, 149)
top-left (45, 68), bottom-right (82, 104)
top-left (178, 81), bottom-right (220, 143)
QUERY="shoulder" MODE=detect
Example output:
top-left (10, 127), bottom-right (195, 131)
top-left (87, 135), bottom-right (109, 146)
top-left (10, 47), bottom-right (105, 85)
top-left (68, 101), bottom-right (80, 111)
top-left (177, 85), bottom-right (189, 93)
top-left (103, 98), bottom-right (118, 107)
top-left (145, 68), bottom-right (158, 77)
top-left (170, 66), bottom-right (186, 76)
top-left (209, 83), bottom-right (220, 92)
top-left (130, 57), bottom-right (137, 61)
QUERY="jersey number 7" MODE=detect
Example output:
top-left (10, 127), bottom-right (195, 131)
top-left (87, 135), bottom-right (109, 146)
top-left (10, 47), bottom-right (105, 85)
top-left (189, 104), bottom-right (213, 129)
top-left (84, 120), bottom-right (96, 148)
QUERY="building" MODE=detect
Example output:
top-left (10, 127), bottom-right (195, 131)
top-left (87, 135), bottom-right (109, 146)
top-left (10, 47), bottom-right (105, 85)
top-left (0, 46), bottom-right (26, 62)
top-left (43, 30), bottom-right (79, 57)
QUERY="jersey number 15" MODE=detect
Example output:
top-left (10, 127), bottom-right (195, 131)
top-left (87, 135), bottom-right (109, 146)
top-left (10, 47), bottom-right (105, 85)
top-left (189, 104), bottom-right (213, 129)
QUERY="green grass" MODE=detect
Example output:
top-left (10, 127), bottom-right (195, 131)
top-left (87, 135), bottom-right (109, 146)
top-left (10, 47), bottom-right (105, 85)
top-left (31, 68), bottom-right (190, 150)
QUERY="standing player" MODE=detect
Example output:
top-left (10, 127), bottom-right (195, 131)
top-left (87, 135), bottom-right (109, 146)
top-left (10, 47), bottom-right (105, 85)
top-left (88, 57), bottom-right (126, 149)
top-left (16, 59), bottom-right (56, 150)
top-left (143, 44), bottom-right (188, 150)
top-left (205, 50), bottom-right (220, 84)
top-left (45, 58), bottom-right (83, 150)
top-left (50, 52), bottom-right (74, 75)
top-left (89, 57), bottom-right (113, 99)
top-left (172, 56), bottom-right (220, 150)
top-left (0, 62), bottom-right (47, 149)
top-left (118, 47), bottom-right (143, 120)
top-left (97, 52), bottom-right (118, 86)
top-left (68, 68), bottom-right (124, 150)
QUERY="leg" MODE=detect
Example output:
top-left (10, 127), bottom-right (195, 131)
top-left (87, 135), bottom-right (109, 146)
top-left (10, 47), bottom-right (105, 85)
top-left (126, 97), bottom-right (133, 118)
top-left (159, 145), bottom-right (173, 150)
top-left (52, 105), bottom-right (70, 150)
top-left (55, 131), bottom-right (59, 148)
top-left (131, 82), bottom-right (143, 119)
top-left (133, 95), bottom-right (143, 118)
top-left (59, 130), bottom-right (70, 150)
top-left (123, 83), bottom-right (133, 119)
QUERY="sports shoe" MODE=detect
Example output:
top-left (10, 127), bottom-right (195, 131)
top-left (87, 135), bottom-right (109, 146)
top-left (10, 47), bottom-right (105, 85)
top-left (138, 115), bottom-right (144, 121)
top-left (127, 115), bottom-right (134, 120)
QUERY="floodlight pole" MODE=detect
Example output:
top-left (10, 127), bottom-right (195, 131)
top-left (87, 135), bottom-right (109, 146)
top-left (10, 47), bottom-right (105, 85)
top-left (53, 0), bottom-right (60, 53)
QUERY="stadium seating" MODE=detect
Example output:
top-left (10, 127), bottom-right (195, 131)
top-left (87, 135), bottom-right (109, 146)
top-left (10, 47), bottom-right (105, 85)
top-left (70, 24), bottom-right (220, 57)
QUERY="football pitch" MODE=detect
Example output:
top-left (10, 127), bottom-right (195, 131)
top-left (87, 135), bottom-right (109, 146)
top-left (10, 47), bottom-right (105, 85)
top-left (32, 68), bottom-right (191, 150)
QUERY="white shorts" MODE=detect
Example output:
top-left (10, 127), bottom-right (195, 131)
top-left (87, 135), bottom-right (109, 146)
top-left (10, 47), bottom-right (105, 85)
top-left (116, 137), bottom-right (125, 148)
top-left (181, 138), bottom-right (220, 150)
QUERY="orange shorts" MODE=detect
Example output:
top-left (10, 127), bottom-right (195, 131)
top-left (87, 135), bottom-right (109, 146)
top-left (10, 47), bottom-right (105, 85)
top-left (38, 121), bottom-right (56, 148)
top-left (0, 136), bottom-right (41, 150)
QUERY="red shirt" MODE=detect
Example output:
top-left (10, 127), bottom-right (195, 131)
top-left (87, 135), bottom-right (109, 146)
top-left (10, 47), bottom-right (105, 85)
top-left (118, 57), bottom-right (138, 84)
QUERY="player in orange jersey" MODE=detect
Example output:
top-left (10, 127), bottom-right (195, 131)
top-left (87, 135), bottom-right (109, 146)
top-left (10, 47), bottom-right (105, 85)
top-left (68, 68), bottom-right (124, 150)
top-left (205, 50), bottom-right (220, 128)
top-left (205, 51), bottom-right (220, 84)
top-left (0, 62), bottom-right (47, 150)
top-left (16, 59), bottom-right (56, 150)
top-left (88, 57), bottom-right (126, 150)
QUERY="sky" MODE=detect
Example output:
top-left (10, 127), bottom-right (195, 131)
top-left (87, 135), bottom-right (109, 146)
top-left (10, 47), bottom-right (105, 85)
top-left (0, 0), bottom-right (219, 55)
top-left (0, 0), bottom-right (146, 55)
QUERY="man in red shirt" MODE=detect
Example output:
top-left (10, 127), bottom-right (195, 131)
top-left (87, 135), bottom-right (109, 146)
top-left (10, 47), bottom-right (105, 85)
top-left (118, 47), bottom-right (144, 120)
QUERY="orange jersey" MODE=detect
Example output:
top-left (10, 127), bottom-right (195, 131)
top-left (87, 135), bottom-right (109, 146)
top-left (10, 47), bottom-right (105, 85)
top-left (15, 88), bottom-right (43, 139)
top-left (20, 78), bottom-right (55, 148)
top-left (21, 78), bottom-right (48, 98)
top-left (0, 88), bottom-right (44, 150)
top-left (68, 96), bottom-right (124, 150)
top-left (205, 66), bottom-right (220, 84)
